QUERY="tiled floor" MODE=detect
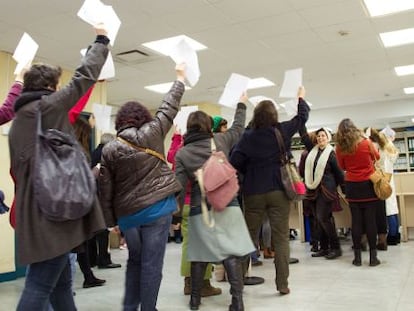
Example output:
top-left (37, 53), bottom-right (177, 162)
top-left (1, 237), bottom-right (413, 311)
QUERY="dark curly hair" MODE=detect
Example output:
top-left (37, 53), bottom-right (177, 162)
top-left (250, 100), bottom-right (278, 129)
top-left (115, 101), bottom-right (153, 132)
top-left (23, 63), bottom-right (62, 92)
top-left (186, 111), bottom-right (213, 134)
top-left (336, 118), bottom-right (364, 154)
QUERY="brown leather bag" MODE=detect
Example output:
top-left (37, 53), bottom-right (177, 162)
top-left (368, 142), bottom-right (392, 200)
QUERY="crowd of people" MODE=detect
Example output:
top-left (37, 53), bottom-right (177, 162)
top-left (0, 23), bottom-right (402, 311)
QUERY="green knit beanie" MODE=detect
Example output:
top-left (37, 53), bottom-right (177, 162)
top-left (212, 116), bottom-right (224, 132)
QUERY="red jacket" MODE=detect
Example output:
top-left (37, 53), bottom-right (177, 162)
top-left (336, 139), bottom-right (379, 182)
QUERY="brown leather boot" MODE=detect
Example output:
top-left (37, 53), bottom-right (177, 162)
top-left (263, 247), bottom-right (275, 259)
top-left (200, 279), bottom-right (222, 297)
top-left (184, 277), bottom-right (191, 295)
top-left (377, 233), bottom-right (388, 251)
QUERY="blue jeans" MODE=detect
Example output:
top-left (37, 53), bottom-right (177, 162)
top-left (17, 253), bottom-right (76, 311)
top-left (123, 214), bottom-right (172, 311)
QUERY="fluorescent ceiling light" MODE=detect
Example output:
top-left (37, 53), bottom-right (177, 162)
top-left (380, 28), bottom-right (414, 47)
top-left (363, 0), bottom-right (414, 17)
top-left (404, 87), bottom-right (414, 94)
top-left (145, 82), bottom-right (191, 94)
top-left (142, 35), bottom-right (207, 56)
top-left (411, 118), bottom-right (414, 123)
top-left (247, 77), bottom-right (275, 89)
top-left (395, 64), bottom-right (414, 76)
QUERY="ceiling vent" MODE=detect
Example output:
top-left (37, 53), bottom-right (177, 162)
top-left (114, 48), bottom-right (159, 64)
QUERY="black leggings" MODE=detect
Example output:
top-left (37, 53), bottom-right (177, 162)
top-left (350, 201), bottom-right (380, 250)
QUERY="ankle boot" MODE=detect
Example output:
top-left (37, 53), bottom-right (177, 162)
top-left (263, 247), bottom-right (275, 259)
top-left (369, 249), bottom-right (381, 267)
top-left (189, 262), bottom-right (208, 310)
top-left (223, 256), bottom-right (244, 311)
top-left (201, 279), bottom-right (222, 297)
top-left (325, 248), bottom-right (342, 260)
top-left (376, 234), bottom-right (388, 251)
top-left (352, 249), bottom-right (361, 266)
top-left (184, 277), bottom-right (191, 295)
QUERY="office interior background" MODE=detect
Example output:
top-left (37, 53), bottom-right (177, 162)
top-left (1, 1), bottom-right (414, 310)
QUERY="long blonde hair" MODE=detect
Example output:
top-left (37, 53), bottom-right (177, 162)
top-left (370, 128), bottom-right (398, 156)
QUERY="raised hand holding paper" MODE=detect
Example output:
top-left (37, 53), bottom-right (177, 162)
top-left (279, 68), bottom-right (303, 98)
top-left (77, 0), bottom-right (121, 45)
top-left (169, 39), bottom-right (200, 87)
top-left (13, 33), bottom-right (38, 75)
top-left (173, 106), bottom-right (198, 134)
top-left (92, 103), bottom-right (112, 132)
top-left (218, 73), bottom-right (250, 108)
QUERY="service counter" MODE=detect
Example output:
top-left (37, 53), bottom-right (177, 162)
top-left (394, 172), bottom-right (414, 242)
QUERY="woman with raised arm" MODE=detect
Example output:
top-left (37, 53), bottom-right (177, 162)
top-left (230, 86), bottom-right (309, 295)
top-left (99, 64), bottom-right (186, 311)
top-left (9, 25), bottom-right (109, 311)
top-left (175, 93), bottom-right (255, 311)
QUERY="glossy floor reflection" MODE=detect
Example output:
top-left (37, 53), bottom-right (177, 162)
top-left (1, 237), bottom-right (413, 311)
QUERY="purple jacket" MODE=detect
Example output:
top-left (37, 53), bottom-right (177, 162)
top-left (0, 82), bottom-right (23, 125)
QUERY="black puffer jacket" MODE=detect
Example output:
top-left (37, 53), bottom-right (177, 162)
top-left (99, 81), bottom-right (185, 227)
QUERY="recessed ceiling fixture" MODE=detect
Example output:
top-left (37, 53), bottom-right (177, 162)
top-left (380, 28), bottom-right (414, 47)
top-left (395, 64), bottom-right (414, 76)
top-left (404, 87), bottom-right (414, 95)
top-left (142, 35), bottom-right (207, 56)
top-left (363, 0), bottom-right (414, 17)
top-left (247, 78), bottom-right (275, 89)
top-left (145, 82), bottom-right (191, 94)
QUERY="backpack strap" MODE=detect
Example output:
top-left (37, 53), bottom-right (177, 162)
top-left (211, 138), bottom-right (217, 152)
top-left (117, 137), bottom-right (166, 162)
top-left (195, 168), bottom-right (215, 228)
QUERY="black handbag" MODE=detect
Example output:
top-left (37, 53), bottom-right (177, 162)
top-left (33, 108), bottom-right (96, 222)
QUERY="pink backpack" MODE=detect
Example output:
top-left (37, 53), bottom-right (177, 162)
top-left (196, 139), bottom-right (239, 227)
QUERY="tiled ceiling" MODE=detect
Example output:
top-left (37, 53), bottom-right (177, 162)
top-left (1, 0), bottom-right (414, 130)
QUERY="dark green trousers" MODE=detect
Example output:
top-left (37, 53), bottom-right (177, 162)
top-left (243, 190), bottom-right (290, 291)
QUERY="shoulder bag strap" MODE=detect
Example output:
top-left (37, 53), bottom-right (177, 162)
top-left (274, 128), bottom-right (289, 164)
top-left (367, 140), bottom-right (379, 169)
top-left (195, 168), bottom-right (215, 228)
top-left (210, 138), bottom-right (217, 152)
top-left (117, 137), bottom-right (166, 162)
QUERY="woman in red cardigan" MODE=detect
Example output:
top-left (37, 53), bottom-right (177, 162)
top-left (335, 118), bottom-right (381, 267)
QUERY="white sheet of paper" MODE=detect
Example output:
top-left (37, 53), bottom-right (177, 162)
top-left (81, 49), bottom-right (114, 79)
top-left (279, 68), bottom-right (302, 98)
top-left (218, 73), bottom-right (250, 108)
top-left (77, 0), bottom-right (121, 45)
top-left (280, 99), bottom-right (298, 117)
top-left (92, 103), bottom-right (112, 131)
top-left (249, 96), bottom-right (279, 109)
top-left (13, 33), bottom-right (38, 74)
top-left (173, 105), bottom-right (198, 134)
top-left (169, 39), bottom-right (200, 87)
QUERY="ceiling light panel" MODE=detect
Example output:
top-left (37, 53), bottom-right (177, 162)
top-left (404, 87), bottom-right (414, 94)
top-left (247, 77), bottom-right (275, 89)
top-left (363, 0), bottom-right (414, 17)
top-left (380, 28), bottom-right (414, 47)
top-left (142, 35), bottom-right (207, 56)
top-left (145, 82), bottom-right (191, 94)
top-left (395, 64), bottom-right (414, 76)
